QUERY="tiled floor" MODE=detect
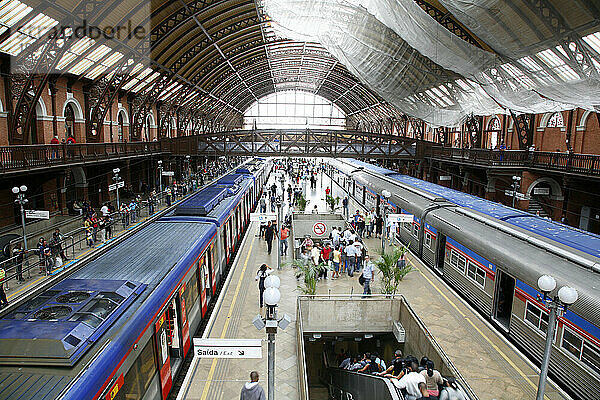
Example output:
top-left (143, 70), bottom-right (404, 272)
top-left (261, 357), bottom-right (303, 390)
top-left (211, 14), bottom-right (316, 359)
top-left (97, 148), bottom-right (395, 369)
top-left (181, 168), bottom-right (569, 400)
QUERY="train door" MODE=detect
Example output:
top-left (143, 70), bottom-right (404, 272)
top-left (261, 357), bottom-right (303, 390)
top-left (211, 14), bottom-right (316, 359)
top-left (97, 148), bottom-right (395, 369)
top-left (236, 205), bottom-right (241, 240)
top-left (435, 234), bottom-right (446, 274)
top-left (352, 180), bottom-right (356, 197)
top-left (228, 218), bottom-right (234, 253)
top-left (178, 286), bottom-right (191, 356)
top-left (221, 225), bottom-right (229, 264)
top-left (208, 242), bottom-right (217, 295)
top-left (154, 311), bottom-right (173, 399)
top-left (362, 186), bottom-right (366, 205)
top-left (493, 270), bottom-right (515, 332)
top-left (198, 254), bottom-right (210, 316)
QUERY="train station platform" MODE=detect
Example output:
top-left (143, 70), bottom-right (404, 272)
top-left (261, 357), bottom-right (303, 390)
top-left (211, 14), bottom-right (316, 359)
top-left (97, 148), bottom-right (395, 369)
top-left (178, 167), bottom-right (571, 400)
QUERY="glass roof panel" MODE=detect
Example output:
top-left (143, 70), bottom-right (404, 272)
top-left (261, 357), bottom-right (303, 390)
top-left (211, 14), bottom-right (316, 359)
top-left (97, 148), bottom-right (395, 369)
top-left (583, 32), bottom-right (600, 54)
top-left (0, 0), bottom-right (32, 29)
top-left (0, 11), bottom-right (57, 55)
top-left (69, 59), bottom-right (93, 75)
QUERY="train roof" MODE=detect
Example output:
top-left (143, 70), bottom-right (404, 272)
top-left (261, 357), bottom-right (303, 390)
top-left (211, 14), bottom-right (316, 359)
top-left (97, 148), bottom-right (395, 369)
top-left (175, 174), bottom-right (254, 225)
top-left (342, 159), bottom-right (600, 259)
top-left (175, 186), bottom-right (229, 216)
top-left (0, 219), bottom-right (216, 400)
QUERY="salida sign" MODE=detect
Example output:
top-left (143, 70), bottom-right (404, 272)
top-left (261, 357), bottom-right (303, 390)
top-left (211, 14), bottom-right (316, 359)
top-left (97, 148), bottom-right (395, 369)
top-left (193, 338), bottom-right (262, 359)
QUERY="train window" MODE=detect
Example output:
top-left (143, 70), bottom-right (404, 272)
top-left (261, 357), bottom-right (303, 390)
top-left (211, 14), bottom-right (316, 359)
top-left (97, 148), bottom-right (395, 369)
top-left (425, 233), bottom-right (432, 249)
top-left (184, 270), bottom-right (199, 309)
top-left (466, 261), bottom-right (485, 288)
top-left (412, 224), bottom-right (418, 238)
top-left (403, 222), bottom-right (411, 231)
top-left (524, 302), bottom-right (555, 340)
top-left (562, 327), bottom-right (600, 374)
top-left (456, 254), bottom-right (467, 274)
top-left (582, 343), bottom-right (600, 374)
top-left (113, 340), bottom-right (157, 400)
top-left (562, 327), bottom-right (583, 359)
top-left (450, 250), bottom-right (459, 268)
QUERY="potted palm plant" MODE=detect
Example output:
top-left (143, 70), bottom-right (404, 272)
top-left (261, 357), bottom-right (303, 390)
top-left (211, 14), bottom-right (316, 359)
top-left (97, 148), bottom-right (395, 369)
top-left (373, 245), bottom-right (412, 295)
top-left (297, 194), bottom-right (307, 212)
top-left (292, 260), bottom-right (331, 295)
top-left (325, 194), bottom-right (340, 212)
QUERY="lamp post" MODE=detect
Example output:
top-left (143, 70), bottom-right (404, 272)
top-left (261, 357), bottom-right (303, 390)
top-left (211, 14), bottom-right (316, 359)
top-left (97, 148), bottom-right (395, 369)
top-left (185, 155), bottom-right (191, 186)
top-left (252, 275), bottom-right (291, 400)
top-left (381, 189), bottom-right (391, 251)
top-left (276, 197), bottom-right (283, 270)
top-left (511, 175), bottom-right (521, 208)
top-left (112, 168), bottom-right (122, 210)
top-left (157, 160), bottom-right (163, 203)
top-left (12, 185), bottom-right (28, 276)
top-left (535, 275), bottom-right (578, 400)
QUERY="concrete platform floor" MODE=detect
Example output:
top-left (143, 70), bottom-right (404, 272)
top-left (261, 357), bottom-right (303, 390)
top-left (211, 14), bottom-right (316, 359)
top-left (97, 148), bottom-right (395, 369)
top-left (179, 168), bottom-right (569, 400)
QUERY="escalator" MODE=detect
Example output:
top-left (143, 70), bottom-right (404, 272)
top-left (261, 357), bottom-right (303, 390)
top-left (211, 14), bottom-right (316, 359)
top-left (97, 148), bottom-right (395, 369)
top-left (321, 350), bottom-right (404, 400)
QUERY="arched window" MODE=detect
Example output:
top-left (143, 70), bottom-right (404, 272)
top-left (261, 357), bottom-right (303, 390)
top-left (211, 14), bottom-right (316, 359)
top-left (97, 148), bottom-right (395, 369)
top-left (407, 122), bottom-right (414, 138)
top-left (243, 91), bottom-right (346, 129)
top-left (547, 112), bottom-right (564, 128)
top-left (65, 104), bottom-right (75, 140)
top-left (488, 117), bottom-right (501, 131)
top-left (145, 115), bottom-right (152, 141)
top-left (487, 117), bottom-right (501, 149)
top-left (118, 111), bottom-right (125, 142)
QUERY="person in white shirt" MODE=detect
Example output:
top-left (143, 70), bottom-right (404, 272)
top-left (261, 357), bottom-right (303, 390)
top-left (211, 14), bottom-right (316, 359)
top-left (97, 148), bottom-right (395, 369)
top-left (353, 239), bottom-right (364, 270)
top-left (393, 362), bottom-right (429, 400)
top-left (100, 203), bottom-right (109, 217)
top-left (361, 255), bottom-right (374, 297)
top-left (311, 244), bottom-right (321, 267)
top-left (344, 243), bottom-right (356, 277)
top-left (343, 228), bottom-right (352, 242)
top-left (331, 227), bottom-right (340, 248)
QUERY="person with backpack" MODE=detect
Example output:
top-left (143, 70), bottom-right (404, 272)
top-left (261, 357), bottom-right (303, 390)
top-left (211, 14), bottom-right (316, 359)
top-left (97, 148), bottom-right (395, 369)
top-left (361, 255), bottom-right (374, 297)
top-left (255, 264), bottom-right (273, 313)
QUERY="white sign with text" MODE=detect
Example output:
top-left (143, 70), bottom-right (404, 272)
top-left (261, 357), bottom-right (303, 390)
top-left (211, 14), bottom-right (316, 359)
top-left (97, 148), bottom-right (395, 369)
top-left (193, 338), bottom-right (262, 359)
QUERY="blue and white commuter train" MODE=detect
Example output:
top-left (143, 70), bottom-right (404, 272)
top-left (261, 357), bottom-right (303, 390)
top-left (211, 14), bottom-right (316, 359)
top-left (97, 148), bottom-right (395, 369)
top-left (0, 158), bottom-right (271, 400)
top-left (328, 158), bottom-right (600, 400)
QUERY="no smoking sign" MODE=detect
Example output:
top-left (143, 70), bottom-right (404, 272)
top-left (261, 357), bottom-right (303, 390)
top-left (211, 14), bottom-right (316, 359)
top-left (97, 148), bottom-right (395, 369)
top-left (313, 222), bottom-right (327, 236)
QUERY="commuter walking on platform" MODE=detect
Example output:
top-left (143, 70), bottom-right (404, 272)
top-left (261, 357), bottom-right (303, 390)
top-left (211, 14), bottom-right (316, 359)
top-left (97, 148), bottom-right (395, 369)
top-left (320, 242), bottom-right (332, 280)
top-left (240, 371), bottom-right (266, 400)
top-left (264, 221), bottom-right (275, 255)
top-left (342, 197), bottom-right (349, 218)
top-left (332, 245), bottom-right (341, 279)
top-left (361, 255), bottom-right (374, 297)
top-left (85, 218), bottom-right (94, 248)
top-left (375, 213), bottom-right (383, 238)
top-left (344, 241), bottom-right (356, 277)
top-left (13, 243), bottom-right (24, 283)
top-left (166, 186), bottom-right (172, 206)
top-left (105, 214), bottom-right (113, 239)
top-left (279, 224), bottom-right (290, 256)
top-left (0, 268), bottom-right (8, 308)
top-left (259, 194), bottom-right (267, 213)
top-left (255, 264), bottom-right (273, 311)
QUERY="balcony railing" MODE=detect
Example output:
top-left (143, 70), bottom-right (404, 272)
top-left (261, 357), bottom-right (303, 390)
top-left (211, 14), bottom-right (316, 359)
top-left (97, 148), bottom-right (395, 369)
top-left (0, 142), bottom-right (165, 173)
top-left (426, 146), bottom-right (600, 175)
top-left (2, 134), bottom-right (600, 177)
